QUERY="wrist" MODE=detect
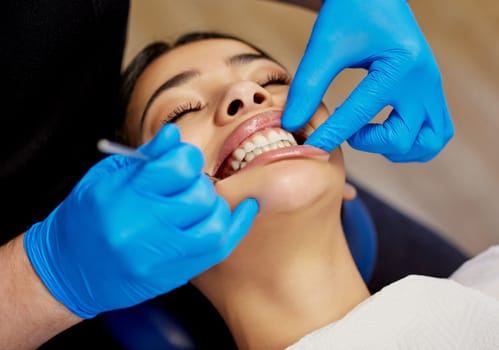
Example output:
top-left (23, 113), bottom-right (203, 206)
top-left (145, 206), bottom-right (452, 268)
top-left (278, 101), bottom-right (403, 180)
top-left (0, 233), bottom-right (81, 349)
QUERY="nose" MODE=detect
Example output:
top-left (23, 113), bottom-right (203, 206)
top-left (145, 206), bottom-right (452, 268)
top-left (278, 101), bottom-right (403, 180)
top-left (216, 81), bottom-right (272, 123)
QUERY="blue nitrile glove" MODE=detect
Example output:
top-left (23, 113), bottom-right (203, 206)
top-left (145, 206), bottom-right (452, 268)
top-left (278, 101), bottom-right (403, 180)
top-left (24, 124), bottom-right (258, 319)
top-left (282, 0), bottom-right (454, 162)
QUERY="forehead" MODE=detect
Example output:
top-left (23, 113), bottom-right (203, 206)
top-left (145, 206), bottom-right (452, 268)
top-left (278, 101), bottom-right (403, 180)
top-left (128, 38), bottom-right (262, 114)
top-left (158, 38), bottom-right (261, 72)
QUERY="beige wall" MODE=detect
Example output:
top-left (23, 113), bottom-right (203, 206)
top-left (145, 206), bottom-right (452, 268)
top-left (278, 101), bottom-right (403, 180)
top-left (125, 0), bottom-right (499, 255)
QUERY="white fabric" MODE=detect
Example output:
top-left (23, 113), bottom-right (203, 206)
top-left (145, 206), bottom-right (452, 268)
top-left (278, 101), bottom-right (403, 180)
top-left (450, 245), bottom-right (499, 301)
top-left (287, 246), bottom-right (499, 350)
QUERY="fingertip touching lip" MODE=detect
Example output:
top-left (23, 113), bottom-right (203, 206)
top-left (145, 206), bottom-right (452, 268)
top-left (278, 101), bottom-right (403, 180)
top-left (212, 110), bottom-right (325, 179)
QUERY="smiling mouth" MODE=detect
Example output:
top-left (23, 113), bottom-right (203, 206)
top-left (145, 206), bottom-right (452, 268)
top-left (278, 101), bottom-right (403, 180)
top-left (215, 127), bottom-right (301, 179)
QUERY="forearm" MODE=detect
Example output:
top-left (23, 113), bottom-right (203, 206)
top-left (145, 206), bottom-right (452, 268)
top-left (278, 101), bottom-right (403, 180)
top-left (0, 233), bottom-right (81, 350)
top-left (263, 0), bottom-right (322, 12)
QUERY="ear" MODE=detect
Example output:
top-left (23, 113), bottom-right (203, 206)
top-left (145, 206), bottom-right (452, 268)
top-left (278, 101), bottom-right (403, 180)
top-left (342, 182), bottom-right (357, 201)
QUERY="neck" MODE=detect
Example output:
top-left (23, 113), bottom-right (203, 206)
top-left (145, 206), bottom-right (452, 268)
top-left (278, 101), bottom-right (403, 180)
top-left (193, 203), bottom-right (370, 350)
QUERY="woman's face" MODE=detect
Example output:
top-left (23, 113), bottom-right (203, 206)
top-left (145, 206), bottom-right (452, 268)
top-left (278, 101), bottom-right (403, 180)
top-left (126, 38), bottom-right (346, 212)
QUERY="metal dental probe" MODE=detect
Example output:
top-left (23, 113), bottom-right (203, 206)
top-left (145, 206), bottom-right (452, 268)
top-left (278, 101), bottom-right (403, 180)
top-left (97, 139), bottom-right (219, 183)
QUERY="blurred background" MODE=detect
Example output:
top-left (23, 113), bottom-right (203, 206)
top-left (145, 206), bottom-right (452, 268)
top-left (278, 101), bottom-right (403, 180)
top-left (124, 0), bottom-right (499, 256)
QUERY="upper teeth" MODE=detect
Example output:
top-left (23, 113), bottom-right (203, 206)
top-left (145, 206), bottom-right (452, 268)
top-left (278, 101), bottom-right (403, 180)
top-left (230, 128), bottom-right (297, 171)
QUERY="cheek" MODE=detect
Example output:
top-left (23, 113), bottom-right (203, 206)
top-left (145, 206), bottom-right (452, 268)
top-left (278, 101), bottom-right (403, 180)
top-left (273, 93), bottom-right (287, 109)
top-left (176, 124), bottom-right (204, 146)
top-left (175, 121), bottom-right (222, 169)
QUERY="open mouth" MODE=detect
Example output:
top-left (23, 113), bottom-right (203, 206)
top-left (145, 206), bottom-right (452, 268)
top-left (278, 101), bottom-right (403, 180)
top-left (212, 110), bottom-right (321, 180)
top-left (215, 128), bottom-right (301, 179)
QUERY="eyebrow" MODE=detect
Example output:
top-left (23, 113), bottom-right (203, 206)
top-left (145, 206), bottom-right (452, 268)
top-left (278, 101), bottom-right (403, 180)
top-left (140, 70), bottom-right (200, 128)
top-left (139, 52), bottom-right (281, 128)
top-left (227, 52), bottom-right (270, 66)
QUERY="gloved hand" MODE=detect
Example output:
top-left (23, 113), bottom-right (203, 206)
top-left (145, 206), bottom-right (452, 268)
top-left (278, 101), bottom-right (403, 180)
top-left (281, 0), bottom-right (454, 162)
top-left (24, 124), bottom-right (258, 318)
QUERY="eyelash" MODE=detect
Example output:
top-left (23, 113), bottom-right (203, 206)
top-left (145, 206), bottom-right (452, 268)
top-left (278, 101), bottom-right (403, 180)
top-left (164, 101), bottom-right (203, 124)
top-left (260, 71), bottom-right (291, 87)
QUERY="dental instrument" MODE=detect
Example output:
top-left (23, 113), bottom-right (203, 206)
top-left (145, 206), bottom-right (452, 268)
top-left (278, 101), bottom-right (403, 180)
top-left (97, 139), bottom-right (219, 183)
top-left (97, 139), bottom-right (150, 160)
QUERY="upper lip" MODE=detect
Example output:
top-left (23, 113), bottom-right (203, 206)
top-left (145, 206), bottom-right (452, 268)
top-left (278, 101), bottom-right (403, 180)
top-left (213, 109), bottom-right (283, 174)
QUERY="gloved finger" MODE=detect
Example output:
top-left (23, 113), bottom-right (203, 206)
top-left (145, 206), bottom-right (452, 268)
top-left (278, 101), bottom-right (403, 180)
top-left (427, 85), bottom-right (454, 153)
top-left (441, 104), bottom-right (454, 139)
top-left (83, 153), bottom-right (141, 179)
top-left (132, 142), bottom-right (205, 195)
top-left (180, 197), bottom-right (258, 258)
top-left (426, 85), bottom-right (455, 145)
top-left (347, 107), bottom-right (424, 155)
top-left (119, 197), bottom-right (231, 276)
top-left (171, 196), bottom-right (233, 257)
top-left (383, 121), bottom-right (450, 162)
top-left (137, 123), bottom-right (181, 159)
top-left (304, 71), bottom-right (387, 152)
top-left (281, 36), bottom-right (344, 132)
top-left (160, 175), bottom-right (219, 229)
top-left (371, 88), bottom-right (453, 162)
top-left (170, 197), bottom-right (259, 279)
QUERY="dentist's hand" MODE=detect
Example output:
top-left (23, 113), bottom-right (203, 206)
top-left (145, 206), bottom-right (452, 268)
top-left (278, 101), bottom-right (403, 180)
top-left (281, 0), bottom-right (453, 162)
top-left (24, 124), bottom-right (258, 318)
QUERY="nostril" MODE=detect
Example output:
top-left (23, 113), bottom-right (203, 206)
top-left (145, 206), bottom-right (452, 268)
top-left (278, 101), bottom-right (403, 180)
top-left (253, 93), bottom-right (265, 104)
top-left (227, 99), bottom-right (242, 116)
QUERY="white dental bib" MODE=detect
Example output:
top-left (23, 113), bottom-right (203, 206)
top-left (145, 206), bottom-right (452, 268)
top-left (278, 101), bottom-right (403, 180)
top-left (287, 246), bottom-right (499, 350)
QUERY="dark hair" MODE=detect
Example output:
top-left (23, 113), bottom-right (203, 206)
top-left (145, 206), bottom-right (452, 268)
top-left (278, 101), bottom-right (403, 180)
top-left (116, 31), bottom-right (275, 143)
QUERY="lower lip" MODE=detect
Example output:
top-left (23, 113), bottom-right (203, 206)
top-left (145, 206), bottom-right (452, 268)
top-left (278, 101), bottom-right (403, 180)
top-left (238, 145), bottom-right (328, 173)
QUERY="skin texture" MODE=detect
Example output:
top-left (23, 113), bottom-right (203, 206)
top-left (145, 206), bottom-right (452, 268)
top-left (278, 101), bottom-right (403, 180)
top-left (125, 38), bottom-right (369, 349)
top-left (0, 234), bottom-right (81, 350)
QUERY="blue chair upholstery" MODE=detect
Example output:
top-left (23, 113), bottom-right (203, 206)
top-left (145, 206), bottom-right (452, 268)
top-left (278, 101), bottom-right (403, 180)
top-left (343, 197), bottom-right (378, 283)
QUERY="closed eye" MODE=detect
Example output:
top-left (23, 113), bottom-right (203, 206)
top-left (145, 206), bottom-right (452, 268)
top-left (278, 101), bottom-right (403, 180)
top-left (259, 71), bottom-right (291, 88)
top-left (163, 101), bottom-right (203, 124)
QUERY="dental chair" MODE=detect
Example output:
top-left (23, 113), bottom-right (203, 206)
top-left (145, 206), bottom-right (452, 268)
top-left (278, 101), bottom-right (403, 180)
top-left (97, 180), bottom-right (468, 350)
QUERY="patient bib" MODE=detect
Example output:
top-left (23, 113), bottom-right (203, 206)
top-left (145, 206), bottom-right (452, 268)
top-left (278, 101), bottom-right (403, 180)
top-left (287, 274), bottom-right (499, 349)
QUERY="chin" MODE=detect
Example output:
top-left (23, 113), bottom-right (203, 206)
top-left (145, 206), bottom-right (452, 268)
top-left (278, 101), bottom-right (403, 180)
top-left (216, 150), bottom-right (345, 214)
top-left (260, 158), bottom-right (344, 213)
